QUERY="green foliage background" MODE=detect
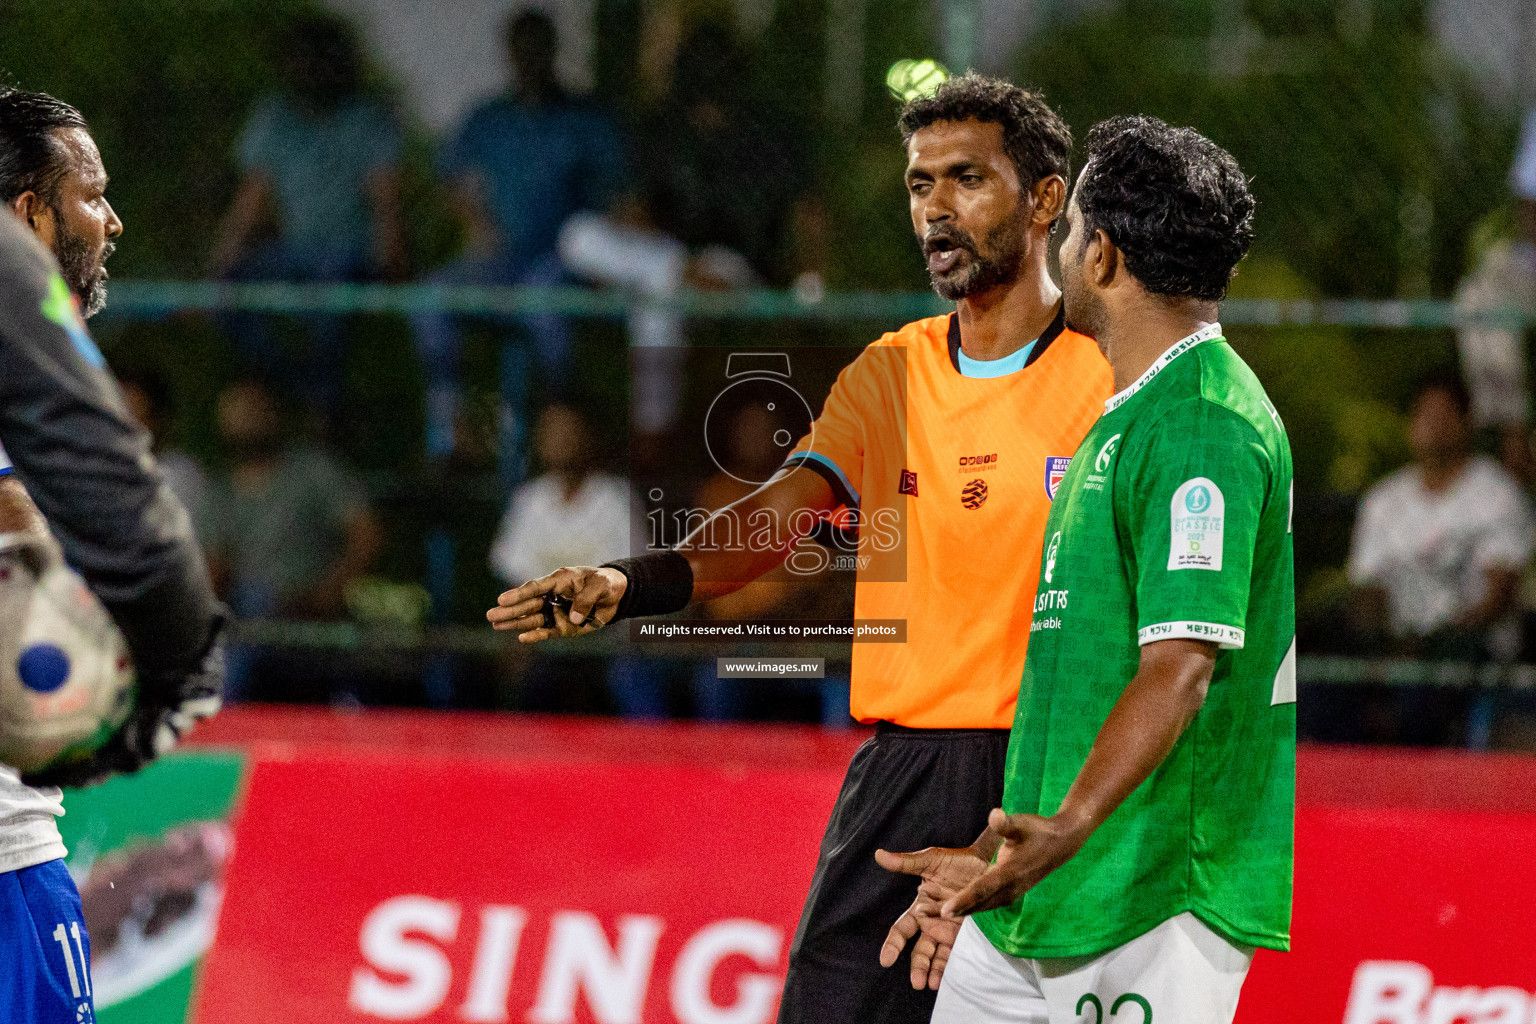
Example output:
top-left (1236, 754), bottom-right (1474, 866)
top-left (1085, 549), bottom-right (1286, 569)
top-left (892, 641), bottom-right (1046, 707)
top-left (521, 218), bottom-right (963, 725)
top-left (0, 0), bottom-right (316, 278)
top-left (1015, 0), bottom-right (1518, 301)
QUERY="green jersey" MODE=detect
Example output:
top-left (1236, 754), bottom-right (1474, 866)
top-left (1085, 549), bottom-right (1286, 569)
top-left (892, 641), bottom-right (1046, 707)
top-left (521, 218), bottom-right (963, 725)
top-left (975, 324), bottom-right (1295, 959)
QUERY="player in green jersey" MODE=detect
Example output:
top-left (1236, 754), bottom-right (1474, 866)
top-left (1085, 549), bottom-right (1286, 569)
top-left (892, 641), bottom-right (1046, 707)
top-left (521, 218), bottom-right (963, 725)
top-left (875, 116), bottom-right (1293, 1022)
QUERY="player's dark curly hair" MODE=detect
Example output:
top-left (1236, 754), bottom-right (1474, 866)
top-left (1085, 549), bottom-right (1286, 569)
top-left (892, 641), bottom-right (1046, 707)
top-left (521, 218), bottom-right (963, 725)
top-left (0, 88), bottom-right (87, 208)
top-left (898, 74), bottom-right (1071, 188)
top-left (1076, 116), bottom-right (1255, 301)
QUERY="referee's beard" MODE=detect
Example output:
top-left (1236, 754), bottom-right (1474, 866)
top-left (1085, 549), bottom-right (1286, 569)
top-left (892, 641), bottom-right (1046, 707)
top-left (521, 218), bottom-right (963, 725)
top-left (923, 202), bottom-right (1029, 301)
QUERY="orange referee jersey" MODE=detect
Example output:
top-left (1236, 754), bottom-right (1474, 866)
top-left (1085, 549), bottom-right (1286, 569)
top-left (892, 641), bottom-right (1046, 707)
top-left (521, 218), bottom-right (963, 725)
top-left (784, 309), bottom-right (1111, 729)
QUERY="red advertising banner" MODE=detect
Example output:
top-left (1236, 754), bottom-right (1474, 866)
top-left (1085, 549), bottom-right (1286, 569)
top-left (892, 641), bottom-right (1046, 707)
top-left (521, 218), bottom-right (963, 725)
top-left (1242, 805), bottom-right (1536, 1024)
top-left (191, 747), bottom-right (846, 1024)
top-left (182, 711), bottom-right (1536, 1024)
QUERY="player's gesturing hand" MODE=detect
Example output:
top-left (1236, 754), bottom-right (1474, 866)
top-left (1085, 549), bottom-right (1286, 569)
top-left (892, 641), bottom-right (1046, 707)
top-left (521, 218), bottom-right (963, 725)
top-left (940, 807), bottom-right (1090, 919)
top-left (874, 835), bottom-right (997, 990)
top-left (486, 566), bottom-right (628, 642)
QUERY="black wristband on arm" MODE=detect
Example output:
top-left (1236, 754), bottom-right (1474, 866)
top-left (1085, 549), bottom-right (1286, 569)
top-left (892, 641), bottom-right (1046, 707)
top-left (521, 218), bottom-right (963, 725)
top-left (600, 550), bottom-right (694, 622)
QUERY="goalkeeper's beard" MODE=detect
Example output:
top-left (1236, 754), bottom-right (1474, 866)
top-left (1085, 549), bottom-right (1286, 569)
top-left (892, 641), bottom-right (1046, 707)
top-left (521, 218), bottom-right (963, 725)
top-left (54, 221), bottom-right (114, 320)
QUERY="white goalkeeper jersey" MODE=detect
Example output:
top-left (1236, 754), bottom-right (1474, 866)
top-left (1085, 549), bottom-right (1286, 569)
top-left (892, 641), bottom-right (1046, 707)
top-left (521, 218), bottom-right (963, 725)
top-left (0, 765), bottom-right (64, 874)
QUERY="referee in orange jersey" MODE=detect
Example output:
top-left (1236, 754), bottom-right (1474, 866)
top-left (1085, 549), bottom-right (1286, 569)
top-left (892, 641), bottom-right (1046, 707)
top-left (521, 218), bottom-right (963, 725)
top-left (488, 74), bottom-right (1112, 1023)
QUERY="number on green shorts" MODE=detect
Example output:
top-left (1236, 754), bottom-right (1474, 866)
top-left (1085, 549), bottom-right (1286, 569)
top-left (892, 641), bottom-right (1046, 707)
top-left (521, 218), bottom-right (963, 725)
top-left (1111, 993), bottom-right (1151, 1023)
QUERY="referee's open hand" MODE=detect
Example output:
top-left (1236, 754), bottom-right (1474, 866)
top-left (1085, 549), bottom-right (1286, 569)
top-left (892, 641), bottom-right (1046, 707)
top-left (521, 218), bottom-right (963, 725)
top-left (487, 566), bottom-right (627, 642)
top-left (874, 842), bottom-right (991, 990)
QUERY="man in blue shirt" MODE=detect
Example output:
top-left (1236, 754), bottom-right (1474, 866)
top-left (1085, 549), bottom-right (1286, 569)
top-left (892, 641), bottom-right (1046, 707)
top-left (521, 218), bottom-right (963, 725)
top-left (210, 13), bottom-right (406, 423)
top-left (413, 8), bottom-right (627, 474)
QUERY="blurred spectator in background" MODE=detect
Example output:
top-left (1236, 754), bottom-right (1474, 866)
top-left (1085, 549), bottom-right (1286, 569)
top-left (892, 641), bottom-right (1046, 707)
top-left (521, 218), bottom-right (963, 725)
top-left (688, 403), bottom-right (851, 726)
top-left (1334, 372), bottom-right (1535, 747)
top-left (117, 368), bottom-right (206, 520)
top-left (559, 19), bottom-right (827, 456)
top-left (489, 402), bottom-right (663, 716)
top-left (1348, 371), bottom-right (1534, 670)
top-left (413, 9), bottom-right (626, 479)
top-left (1455, 106), bottom-right (1536, 485)
top-left (489, 402), bottom-right (633, 585)
top-left (199, 378), bottom-right (382, 623)
top-left (633, 20), bottom-right (824, 290)
top-left (209, 12), bottom-right (405, 425)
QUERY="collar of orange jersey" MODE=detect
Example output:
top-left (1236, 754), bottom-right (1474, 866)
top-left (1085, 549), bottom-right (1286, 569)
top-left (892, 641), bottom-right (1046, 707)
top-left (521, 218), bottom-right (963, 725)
top-left (947, 305), bottom-right (1066, 378)
top-left (1103, 322), bottom-right (1224, 414)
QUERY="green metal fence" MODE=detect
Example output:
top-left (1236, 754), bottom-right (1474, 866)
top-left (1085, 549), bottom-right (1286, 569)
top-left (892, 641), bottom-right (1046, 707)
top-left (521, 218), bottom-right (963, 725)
top-left (105, 281), bottom-right (1536, 330)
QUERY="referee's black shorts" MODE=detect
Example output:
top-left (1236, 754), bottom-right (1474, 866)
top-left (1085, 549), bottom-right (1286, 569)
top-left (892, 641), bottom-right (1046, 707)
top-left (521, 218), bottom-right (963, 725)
top-left (776, 722), bottom-right (1009, 1024)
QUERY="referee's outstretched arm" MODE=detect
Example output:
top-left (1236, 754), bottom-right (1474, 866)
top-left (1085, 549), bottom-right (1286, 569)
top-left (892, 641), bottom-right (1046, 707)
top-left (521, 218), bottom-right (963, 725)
top-left (488, 466), bottom-right (834, 642)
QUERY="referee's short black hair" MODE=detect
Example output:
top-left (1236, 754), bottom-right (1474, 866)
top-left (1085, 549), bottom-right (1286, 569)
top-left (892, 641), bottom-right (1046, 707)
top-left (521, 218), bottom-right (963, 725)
top-left (0, 88), bottom-right (88, 209)
top-left (898, 73), bottom-right (1072, 188)
top-left (1075, 115), bottom-right (1255, 302)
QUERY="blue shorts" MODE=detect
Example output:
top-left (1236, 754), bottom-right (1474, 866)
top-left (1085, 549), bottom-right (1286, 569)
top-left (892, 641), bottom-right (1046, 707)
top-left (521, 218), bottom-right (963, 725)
top-left (0, 859), bottom-right (95, 1023)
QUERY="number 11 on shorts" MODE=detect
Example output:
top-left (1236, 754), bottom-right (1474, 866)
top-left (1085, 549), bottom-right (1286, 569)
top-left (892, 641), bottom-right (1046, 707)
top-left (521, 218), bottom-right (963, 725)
top-left (53, 921), bottom-right (91, 998)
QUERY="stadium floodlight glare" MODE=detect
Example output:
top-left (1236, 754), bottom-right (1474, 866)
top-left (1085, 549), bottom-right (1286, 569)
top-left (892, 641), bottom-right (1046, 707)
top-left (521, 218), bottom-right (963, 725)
top-left (885, 58), bottom-right (949, 102)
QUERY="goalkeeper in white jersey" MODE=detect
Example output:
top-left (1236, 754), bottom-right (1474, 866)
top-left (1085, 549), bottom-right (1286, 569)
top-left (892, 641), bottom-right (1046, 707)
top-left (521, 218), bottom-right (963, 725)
top-left (0, 88), bottom-right (224, 1023)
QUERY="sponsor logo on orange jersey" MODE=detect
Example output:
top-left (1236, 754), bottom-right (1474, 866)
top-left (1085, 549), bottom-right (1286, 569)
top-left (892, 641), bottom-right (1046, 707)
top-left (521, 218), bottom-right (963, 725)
top-left (957, 452), bottom-right (998, 472)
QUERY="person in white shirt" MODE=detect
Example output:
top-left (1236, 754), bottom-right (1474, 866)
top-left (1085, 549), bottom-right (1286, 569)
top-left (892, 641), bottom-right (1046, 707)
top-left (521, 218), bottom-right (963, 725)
top-left (489, 402), bottom-right (663, 715)
top-left (1349, 372), bottom-right (1535, 664)
top-left (489, 403), bottom-right (634, 586)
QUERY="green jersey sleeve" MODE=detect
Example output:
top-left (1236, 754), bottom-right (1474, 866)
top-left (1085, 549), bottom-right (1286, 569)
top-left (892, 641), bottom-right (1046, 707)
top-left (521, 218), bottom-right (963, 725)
top-left (1122, 399), bottom-right (1273, 650)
